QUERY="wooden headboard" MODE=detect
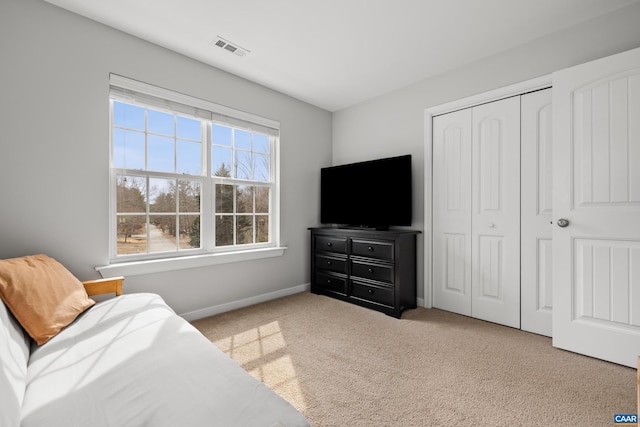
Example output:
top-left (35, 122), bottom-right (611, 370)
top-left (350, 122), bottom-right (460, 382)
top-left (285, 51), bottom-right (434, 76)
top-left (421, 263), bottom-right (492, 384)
top-left (82, 277), bottom-right (124, 297)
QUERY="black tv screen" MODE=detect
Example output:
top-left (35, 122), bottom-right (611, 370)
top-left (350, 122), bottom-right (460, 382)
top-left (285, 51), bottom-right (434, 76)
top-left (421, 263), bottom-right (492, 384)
top-left (320, 155), bottom-right (412, 228)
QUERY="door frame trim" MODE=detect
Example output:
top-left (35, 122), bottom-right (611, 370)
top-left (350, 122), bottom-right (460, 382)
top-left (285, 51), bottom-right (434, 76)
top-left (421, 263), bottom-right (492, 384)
top-left (423, 74), bottom-right (551, 308)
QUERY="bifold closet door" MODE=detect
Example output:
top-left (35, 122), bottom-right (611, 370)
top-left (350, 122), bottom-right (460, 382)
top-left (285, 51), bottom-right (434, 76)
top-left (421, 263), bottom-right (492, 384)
top-left (433, 96), bottom-right (521, 328)
top-left (470, 97), bottom-right (521, 328)
top-left (521, 88), bottom-right (553, 337)
top-left (432, 108), bottom-right (472, 316)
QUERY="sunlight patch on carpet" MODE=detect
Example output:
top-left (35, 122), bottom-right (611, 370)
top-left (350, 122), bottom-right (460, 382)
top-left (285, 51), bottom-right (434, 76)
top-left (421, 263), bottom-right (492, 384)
top-left (213, 321), bottom-right (306, 411)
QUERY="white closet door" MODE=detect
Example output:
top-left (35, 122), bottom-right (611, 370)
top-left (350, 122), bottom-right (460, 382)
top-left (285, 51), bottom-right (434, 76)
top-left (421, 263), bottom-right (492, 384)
top-left (432, 109), bottom-right (472, 316)
top-left (521, 88), bottom-right (553, 336)
top-left (471, 96), bottom-right (521, 328)
top-left (553, 47), bottom-right (640, 368)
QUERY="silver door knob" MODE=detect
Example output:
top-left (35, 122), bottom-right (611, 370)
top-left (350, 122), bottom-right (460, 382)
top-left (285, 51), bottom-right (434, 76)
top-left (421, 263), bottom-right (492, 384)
top-left (557, 218), bottom-right (570, 228)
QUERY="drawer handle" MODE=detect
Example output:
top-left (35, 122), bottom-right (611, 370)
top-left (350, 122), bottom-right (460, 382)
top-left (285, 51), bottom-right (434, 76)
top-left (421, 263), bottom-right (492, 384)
top-left (327, 242), bottom-right (333, 247)
top-left (368, 268), bottom-right (374, 273)
top-left (327, 279), bottom-right (332, 284)
top-left (368, 246), bottom-right (374, 252)
top-left (327, 261), bottom-right (332, 266)
top-left (368, 289), bottom-right (374, 295)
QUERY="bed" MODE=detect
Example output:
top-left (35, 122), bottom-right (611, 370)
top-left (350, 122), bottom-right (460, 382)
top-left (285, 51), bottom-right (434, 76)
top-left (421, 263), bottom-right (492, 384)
top-left (0, 254), bottom-right (310, 427)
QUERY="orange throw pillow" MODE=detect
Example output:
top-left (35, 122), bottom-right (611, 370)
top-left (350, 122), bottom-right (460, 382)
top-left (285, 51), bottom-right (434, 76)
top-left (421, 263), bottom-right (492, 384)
top-left (0, 254), bottom-right (95, 345)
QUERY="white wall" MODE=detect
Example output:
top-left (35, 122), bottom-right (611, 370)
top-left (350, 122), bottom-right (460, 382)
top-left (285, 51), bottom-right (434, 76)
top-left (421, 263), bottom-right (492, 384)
top-left (0, 0), bottom-right (332, 316)
top-left (332, 3), bottom-right (640, 302)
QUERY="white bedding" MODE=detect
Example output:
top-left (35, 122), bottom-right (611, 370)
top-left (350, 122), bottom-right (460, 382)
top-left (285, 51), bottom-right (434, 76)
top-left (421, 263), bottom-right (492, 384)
top-left (21, 293), bottom-right (309, 427)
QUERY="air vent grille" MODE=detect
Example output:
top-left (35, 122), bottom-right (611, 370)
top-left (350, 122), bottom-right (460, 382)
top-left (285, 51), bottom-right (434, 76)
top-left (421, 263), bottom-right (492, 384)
top-left (213, 36), bottom-right (250, 57)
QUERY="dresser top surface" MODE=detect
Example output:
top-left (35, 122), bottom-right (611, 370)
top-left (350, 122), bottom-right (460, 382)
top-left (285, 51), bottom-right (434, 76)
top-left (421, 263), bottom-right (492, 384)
top-left (309, 227), bottom-right (421, 238)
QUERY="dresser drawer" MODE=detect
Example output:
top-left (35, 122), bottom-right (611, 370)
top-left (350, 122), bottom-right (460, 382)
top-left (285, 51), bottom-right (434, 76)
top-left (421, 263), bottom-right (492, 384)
top-left (315, 254), bottom-right (347, 274)
top-left (315, 235), bottom-right (348, 254)
top-left (351, 280), bottom-right (394, 307)
top-left (314, 272), bottom-right (347, 295)
top-left (351, 239), bottom-right (393, 261)
top-left (350, 260), bottom-right (394, 284)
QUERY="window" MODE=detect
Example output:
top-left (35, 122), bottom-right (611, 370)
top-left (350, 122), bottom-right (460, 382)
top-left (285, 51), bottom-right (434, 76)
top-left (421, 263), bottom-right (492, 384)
top-left (108, 75), bottom-right (280, 265)
top-left (211, 123), bottom-right (272, 246)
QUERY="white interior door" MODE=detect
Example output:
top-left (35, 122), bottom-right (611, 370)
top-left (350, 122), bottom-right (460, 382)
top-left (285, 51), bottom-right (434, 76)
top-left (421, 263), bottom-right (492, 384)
top-left (471, 96), bottom-right (521, 328)
top-left (432, 109), bottom-right (472, 316)
top-left (553, 47), bottom-right (640, 368)
top-left (521, 88), bottom-right (553, 336)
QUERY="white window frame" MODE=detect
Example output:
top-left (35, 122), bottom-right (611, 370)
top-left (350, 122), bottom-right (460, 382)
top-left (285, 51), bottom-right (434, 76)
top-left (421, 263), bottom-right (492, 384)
top-left (97, 75), bottom-right (285, 277)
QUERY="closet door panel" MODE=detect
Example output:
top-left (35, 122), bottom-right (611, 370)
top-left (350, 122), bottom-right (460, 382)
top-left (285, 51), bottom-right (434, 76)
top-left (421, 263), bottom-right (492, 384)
top-left (471, 96), bottom-right (521, 328)
top-left (521, 88), bottom-right (553, 337)
top-left (432, 109), bottom-right (472, 316)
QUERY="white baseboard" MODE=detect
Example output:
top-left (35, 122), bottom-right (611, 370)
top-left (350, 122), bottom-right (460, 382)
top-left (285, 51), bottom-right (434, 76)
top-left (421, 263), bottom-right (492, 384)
top-left (417, 297), bottom-right (425, 308)
top-left (180, 283), bottom-right (310, 322)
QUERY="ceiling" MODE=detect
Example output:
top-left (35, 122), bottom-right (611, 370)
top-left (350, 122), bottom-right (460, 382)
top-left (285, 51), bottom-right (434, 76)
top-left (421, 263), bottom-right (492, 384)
top-left (43, 0), bottom-right (638, 111)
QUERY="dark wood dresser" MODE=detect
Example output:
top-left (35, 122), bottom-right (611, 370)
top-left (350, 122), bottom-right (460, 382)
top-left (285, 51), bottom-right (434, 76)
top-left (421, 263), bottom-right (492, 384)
top-left (309, 227), bottom-right (419, 318)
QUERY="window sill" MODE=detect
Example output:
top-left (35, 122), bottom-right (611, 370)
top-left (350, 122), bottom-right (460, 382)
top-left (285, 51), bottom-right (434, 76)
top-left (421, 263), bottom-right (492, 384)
top-left (95, 247), bottom-right (287, 278)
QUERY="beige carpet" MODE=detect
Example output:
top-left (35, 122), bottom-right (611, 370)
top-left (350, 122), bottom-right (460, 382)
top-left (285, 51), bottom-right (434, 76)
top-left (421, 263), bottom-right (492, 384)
top-left (192, 292), bottom-right (636, 426)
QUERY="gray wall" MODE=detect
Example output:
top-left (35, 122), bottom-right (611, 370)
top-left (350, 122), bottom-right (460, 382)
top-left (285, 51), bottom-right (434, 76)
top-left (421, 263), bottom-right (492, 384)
top-left (332, 3), bottom-right (640, 301)
top-left (0, 0), bottom-right (332, 315)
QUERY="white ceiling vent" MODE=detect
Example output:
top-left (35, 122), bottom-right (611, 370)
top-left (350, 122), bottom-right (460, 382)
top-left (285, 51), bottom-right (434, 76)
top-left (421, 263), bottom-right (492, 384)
top-left (213, 36), bottom-right (250, 57)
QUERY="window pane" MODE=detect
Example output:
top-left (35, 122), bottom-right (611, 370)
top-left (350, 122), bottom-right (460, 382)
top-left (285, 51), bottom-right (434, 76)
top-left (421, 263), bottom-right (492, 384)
top-left (235, 151), bottom-right (251, 180)
top-left (113, 101), bottom-right (144, 130)
top-left (212, 124), bottom-right (232, 146)
top-left (179, 214), bottom-right (200, 249)
top-left (148, 135), bottom-right (175, 173)
top-left (116, 216), bottom-right (147, 255)
top-left (177, 116), bottom-right (201, 141)
top-left (178, 180), bottom-right (200, 213)
top-left (116, 175), bottom-right (147, 213)
top-left (149, 178), bottom-right (175, 213)
top-left (216, 216), bottom-right (233, 246)
top-left (215, 184), bottom-right (234, 213)
top-left (149, 215), bottom-right (177, 252)
top-left (253, 134), bottom-right (269, 153)
top-left (253, 153), bottom-right (269, 182)
top-left (235, 129), bottom-right (251, 150)
top-left (148, 109), bottom-right (174, 136)
top-left (236, 185), bottom-right (253, 214)
top-left (212, 146), bottom-right (232, 177)
top-left (256, 215), bottom-right (269, 243)
top-left (255, 187), bottom-right (269, 213)
top-left (113, 129), bottom-right (145, 169)
top-left (177, 140), bottom-right (201, 175)
top-left (236, 215), bottom-right (253, 244)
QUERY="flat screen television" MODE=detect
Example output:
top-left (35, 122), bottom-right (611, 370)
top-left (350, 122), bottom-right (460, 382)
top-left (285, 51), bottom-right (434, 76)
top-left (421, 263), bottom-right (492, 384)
top-left (320, 154), bottom-right (412, 229)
